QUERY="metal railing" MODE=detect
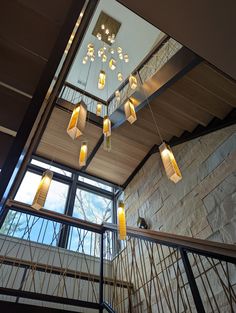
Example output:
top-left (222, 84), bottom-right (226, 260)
top-left (0, 200), bottom-right (236, 313)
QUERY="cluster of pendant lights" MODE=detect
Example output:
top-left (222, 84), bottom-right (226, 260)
top-left (31, 25), bottom-right (182, 241)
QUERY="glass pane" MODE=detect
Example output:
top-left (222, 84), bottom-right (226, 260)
top-left (73, 188), bottom-right (112, 223)
top-left (0, 210), bottom-right (63, 246)
top-left (68, 188), bottom-right (112, 255)
top-left (78, 175), bottom-right (113, 192)
top-left (15, 171), bottom-right (69, 214)
top-left (31, 159), bottom-right (72, 177)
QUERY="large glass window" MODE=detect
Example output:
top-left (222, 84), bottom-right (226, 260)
top-left (0, 157), bottom-right (119, 255)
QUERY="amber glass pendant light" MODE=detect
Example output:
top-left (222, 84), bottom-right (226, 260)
top-left (98, 70), bottom-right (106, 89)
top-left (117, 201), bottom-right (126, 240)
top-left (32, 170), bottom-right (53, 210)
top-left (79, 141), bottom-right (88, 167)
top-left (103, 135), bottom-right (111, 152)
top-left (159, 142), bottom-right (182, 183)
top-left (129, 74), bottom-right (137, 90)
top-left (67, 101), bottom-right (87, 140)
top-left (96, 103), bottom-right (102, 116)
top-left (124, 98), bottom-right (137, 124)
top-left (103, 115), bottom-right (111, 137)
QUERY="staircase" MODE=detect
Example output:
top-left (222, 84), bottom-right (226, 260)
top-left (0, 200), bottom-right (235, 313)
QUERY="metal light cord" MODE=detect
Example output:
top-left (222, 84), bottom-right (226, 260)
top-left (137, 71), bottom-right (164, 143)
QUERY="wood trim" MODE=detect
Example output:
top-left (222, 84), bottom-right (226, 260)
top-left (104, 223), bottom-right (236, 263)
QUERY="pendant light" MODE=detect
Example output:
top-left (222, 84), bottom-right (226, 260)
top-left (32, 170), bottom-right (53, 210)
top-left (115, 90), bottom-right (121, 103)
top-left (67, 101), bottom-right (87, 140)
top-left (79, 141), bottom-right (88, 167)
top-left (129, 74), bottom-right (138, 90)
top-left (96, 103), bottom-right (102, 116)
top-left (103, 115), bottom-right (111, 137)
top-left (98, 70), bottom-right (106, 89)
top-left (103, 135), bottom-right (111, 152)
top-left (109, 58), bottom-right (116, 70)
top-left (159, 142), bottom-right (182, 183)
top-left (117, 72), bottom-right (123, 82)
top-left (124, 98), bottom-right (137, 124)
top-left (137, 72), bottom-right (182, 183)
top-left (117, 201), bottom-right (126, 240)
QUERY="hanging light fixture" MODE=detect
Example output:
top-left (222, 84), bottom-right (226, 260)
top-left (32, 170), bottom-right (53, 210)
top-left (67, 102), bottom-right (87, 140)
top-left (124, 98), bottom-right (137, 124)
top-left (109, 58), bottom-right (116, 70)
top-left (117, 72), bottom-right (123, 82)
top-left (103, 115), bottom-right (111, 137)
top-left (159, 142), bottom-right (182, 183)
top-left (103, 135), bottom-right (111, 152)
top-left (87, 43), bottom-right (94, 57)
top-left (115, 90), bottom-right (121, 103)
top-left (124, 54), bottom-right (129, 63)
top-left (129, 74), bottom-right (138, 90)
top-left (117, 201), bottom-right (126, 240)
top-left (79, 141), bottom-right (88, 167)
top-left (98, 70), bottom-right (106, 89)
top-left (96, 103), bottom-right (102, 116)
top-left (102, 54), bottom-right (107, 63)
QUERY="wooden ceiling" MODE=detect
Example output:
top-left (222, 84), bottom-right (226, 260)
top-left (36, 61), bottom-right (236, 186)
top-left (0, 0), bottom-right (74, 167)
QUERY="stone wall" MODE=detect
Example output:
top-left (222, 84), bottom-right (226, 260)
top-left (124, 124), bottom-right (236, 244)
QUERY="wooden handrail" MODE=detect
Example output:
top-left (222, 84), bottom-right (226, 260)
top-left (6, 200), bottom-right (236, 263)
top-left (103, 223), bottom-right (236, 263)
top-left (6, 200), bottom-right (103, 234)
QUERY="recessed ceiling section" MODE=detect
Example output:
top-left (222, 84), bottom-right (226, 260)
top-left (92, 11), bottom-right (121, 45)
top-left (66, 0), bottom-right (163, 101)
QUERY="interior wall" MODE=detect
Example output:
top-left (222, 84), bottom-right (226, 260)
top-left (124, 124), bottom-right (236, 244)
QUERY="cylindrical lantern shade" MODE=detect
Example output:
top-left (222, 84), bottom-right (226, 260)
top-left (32, 170), bottom-right (53, 210)
top-left (79, 141), bottom-right (88, 167)
top-left (103, 135), bottom-right (111, 152)
top-left (67, 101), bottom-right (87, 140)
top-left (103, 115), bottom-right (111, 137)
top-left (129, 75), bottom-right (137, 90)
top-left (96, 103), bottom-right (102, 116)
top-left (124, 98), bottom-right (137, 124)
top-left (98, 70), bottom-right (106, 89)
top-left (117, 201), bottom-right (126, 240)
top-left (159, 142), bottom-right (182, 183)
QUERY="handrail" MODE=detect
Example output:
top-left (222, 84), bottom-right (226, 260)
top-left (103, 223), bottom-right (236, 264)
top-left (6, 200), bottom-right (236, 263)
top-left (6, 200), bottom-right (103, 234)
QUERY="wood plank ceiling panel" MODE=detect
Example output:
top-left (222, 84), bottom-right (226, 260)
top-left (87, 123), bottom-right (151, 185)
top-left (37, 107), bottom-right (102, 169)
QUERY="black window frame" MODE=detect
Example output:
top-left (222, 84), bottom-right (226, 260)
top-left (6, 154), bottom-right (122, 250)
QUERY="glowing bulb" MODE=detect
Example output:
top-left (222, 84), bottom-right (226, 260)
top-left (98, 70), bottom-right (106, 90)
top-left (110, 48), bottom-right (115, 54)
top-left (118, 53), bottom-right (123, 60)
top-left (109, 58), bottom-right (116, 70)
top-left (117, 47), bottom-right (122, 54)
top-left (118, 72), bottom-right (123, 81)
top-left (105, 28), bottom-right (109, 35)
top-left (124, 54), bottom-right (129, 63)
top-left (129, 75), bottom-right (138, 90)
top-left (102, 54), bottom-right (107, 63)
top-left (101, 24), bottom-right (105, 30)
top-left (96, 33), bottom-right (102, 40)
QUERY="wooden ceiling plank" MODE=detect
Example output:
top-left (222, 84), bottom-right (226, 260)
top-left (170, 78), bottom-right (232, 119)
top-left (187, 63), bottom-right (236, 107)
top-left (161, 88), bottom-right (213, 127)
top-left (150, 99), bottom-right (197, 132)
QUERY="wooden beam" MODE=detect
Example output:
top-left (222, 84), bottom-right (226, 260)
top-left (111, 47), bottom-right (202, 129)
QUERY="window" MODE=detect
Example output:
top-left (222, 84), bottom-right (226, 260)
top-left (0, 156), bottom-right (119, 255)
top-left (31, 159), bottom-right (72, 177)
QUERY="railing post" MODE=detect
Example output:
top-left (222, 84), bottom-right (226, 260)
top-left (99, 230), bottom-right (104, 312)
top-left (180, 249), bottom-right (206, 313)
